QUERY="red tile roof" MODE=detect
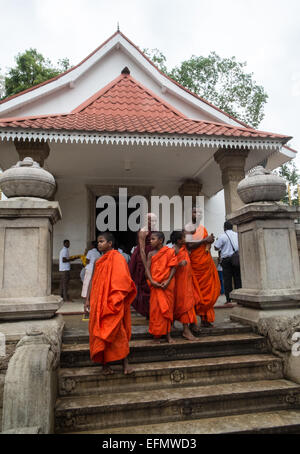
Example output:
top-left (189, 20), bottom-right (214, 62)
top-left (0, 73), bottom-right (291, 142)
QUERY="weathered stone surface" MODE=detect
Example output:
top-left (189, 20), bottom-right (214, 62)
top-left (257, 316), bottom-right (300, 354)
top-left (80, 409), bottom-right (300, 434)
top-left (60, 333), bottom-right (268, 368)
top-left (237, 166), bottom-right (286, 204)
top-left (0, 198), bottom-right (62, 320)
top-left (2, 315), bottom-right (64, 434)
top-left (55, 379), bottom-right (300, 433)
top-left (58, 354), bottom-right (283, 397)
top-left (228, 203), bottom-right (300, 315)
top-left (0, 157), bottom-right (56, 199)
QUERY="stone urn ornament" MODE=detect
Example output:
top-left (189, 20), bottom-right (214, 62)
top-left (0, 157), bottom-right (56, 200)
top-left (237, 166), bottom-right (286, 204)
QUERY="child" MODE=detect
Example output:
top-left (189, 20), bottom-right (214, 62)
top-left (171, 230), bottom-right (199, 341)
top-left (84, 232), bottom-right (137, 375)
top-left (146, 231), bottom-right (177, 343)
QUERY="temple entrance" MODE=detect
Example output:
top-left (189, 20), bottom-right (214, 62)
top-left (87, 184), bottom-right (153, 253)
top-left (95, 195), bottom-right (138, 254)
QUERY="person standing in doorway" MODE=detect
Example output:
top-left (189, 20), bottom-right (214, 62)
top-left (214, 221), bottom-right (241, 304)
top-left (59, 239), bottom-right (78, 302)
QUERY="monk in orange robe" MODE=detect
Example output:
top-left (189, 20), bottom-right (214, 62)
top-left (146, 231), bottom-right (177, 343)
top-left (171, 230), bottom-right (199, 341)
top-left (84, 232), bottom-right (137, 375)
top-left (186, 208), bottom-right (221, 327)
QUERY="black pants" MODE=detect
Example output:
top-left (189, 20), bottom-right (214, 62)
top-left (59, 271), bottom-right (70, 302)
top-left (221, 257), bottom-right (242, 302)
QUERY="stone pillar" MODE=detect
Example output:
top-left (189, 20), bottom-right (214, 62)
top-left (178, 179), bottom-right (202, 207)
top-left (0, 198), bottom-right (62, 320)
top-left (0, 158), bottom-right (62, 321)
top-left (14, 139), bottom-right (50, 168)
top-left (178, 178), bottom-right (203, 225)
top-left (214, 147), bottom-right (249, 215)
top-left (228, 168), bottom-right (300, 326)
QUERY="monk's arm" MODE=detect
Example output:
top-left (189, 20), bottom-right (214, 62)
top-left (138, 230), bottom-right (147, 268)
top-left (145, 252), bottom-right (161, 288)
top-left (161, 266), bottom-right (177, 289)
top-left (186, 233), bottom-right (215, 251)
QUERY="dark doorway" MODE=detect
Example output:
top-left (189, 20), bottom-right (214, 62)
top-left (95, 195), bottom-right (139, 255)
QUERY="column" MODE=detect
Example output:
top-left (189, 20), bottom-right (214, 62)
top-left (14, 139), bottom-right (50, 167)
top-left (214, 147), bottom-right (249, 215)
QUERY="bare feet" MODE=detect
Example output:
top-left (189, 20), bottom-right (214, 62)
top-left (102, 365), bottom-right (114, 375)
top-left (201, 320), bottom-right (214, 328)
top-left (182, 325), bottom-right (197, 341)
top-left (166, 333), bottom-right (175, 344)
top-left (190, 323), bottom-right (201, 334)
top-left (123, 358), bottom-right (134, 375)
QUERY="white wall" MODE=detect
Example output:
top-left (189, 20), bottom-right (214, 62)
top-left (53, 178), bottom-right (225, 259)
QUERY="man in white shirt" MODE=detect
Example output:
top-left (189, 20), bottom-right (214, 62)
top-left (59, 239), bottom-right (77, 302)
top-left (81, 241), bottom-right (101, 298)
top-left (214, 221), bottom-right (241, 304)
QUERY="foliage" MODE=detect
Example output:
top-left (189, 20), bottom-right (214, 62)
top-left (143, 48), bottom-right (169, 74)
top-left (275, 161), bottom-right (300, 206)
top-left (3, 49), bottom-right (71, 99)
top-left (145, 49), bottom-right (268, 129)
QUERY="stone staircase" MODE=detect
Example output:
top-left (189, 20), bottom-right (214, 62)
top-left (54, 319), bottom-right (300, 434)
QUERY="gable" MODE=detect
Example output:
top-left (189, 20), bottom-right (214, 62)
top-left (0, 32), bottom-right (244, 126)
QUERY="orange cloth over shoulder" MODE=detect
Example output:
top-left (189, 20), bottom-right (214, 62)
top-left (189, 225), bottom-right (220, 323)
top-left (148, 246), bottom-right (177, 337)
top-left (89, 249), bottom-right (137, 364)
top-left (174, 245), bottom-right (198, 325)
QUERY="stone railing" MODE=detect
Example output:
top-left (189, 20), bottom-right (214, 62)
top-left (1, 316), bottom-right (64, 434)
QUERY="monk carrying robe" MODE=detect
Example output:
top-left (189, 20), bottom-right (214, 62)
top-left (187, 223), bottom-right (220, 327)
top-left (84, 232), bottom-right (137, 375)
top-left (146, 232), bottom-right (177, 343)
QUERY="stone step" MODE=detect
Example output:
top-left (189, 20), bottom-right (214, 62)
top-left (60, 332), bottom-right (268, 368)
top-left (71, 409), bottom-right (300, 434)
top-left (58, 354), bottom-right (283, 397)
top-left (54, 379), bottom-right (300, 433)
top-left (62, 321), bottom-right (252, 344)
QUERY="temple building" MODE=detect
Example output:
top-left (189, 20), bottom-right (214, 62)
top-left (0, 31), bottom-right (295, 259)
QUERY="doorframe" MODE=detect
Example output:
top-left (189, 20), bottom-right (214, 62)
top-left (86, 184), bottom-right (153, 245)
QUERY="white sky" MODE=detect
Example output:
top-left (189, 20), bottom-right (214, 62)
top-left (0, 0), bottom-right (299, 168)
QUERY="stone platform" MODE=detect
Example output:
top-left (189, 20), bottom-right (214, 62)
top-left (54, 313), bottom-right (300, 434)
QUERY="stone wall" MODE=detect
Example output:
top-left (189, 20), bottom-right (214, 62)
top-left (0, 341), bottom-right (17, 432)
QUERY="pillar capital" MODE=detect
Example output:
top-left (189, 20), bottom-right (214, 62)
top-left (214, 147), bottom-right (250, 215)
top-left (14, 139), bottom-right (50, 167)
top-left (214, 147), bottom-right (250, 170)
top-left (178, 179), bottom-right (202, 208)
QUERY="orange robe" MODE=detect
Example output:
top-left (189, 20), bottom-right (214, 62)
top-left (148, 246), bottom-right (177, 337)
top-left (89, 249), bottom-right (137, 364)
top-left (174, 245), bottom-right (198, 325)
top-left (190, 225), bottom-right (221, 323)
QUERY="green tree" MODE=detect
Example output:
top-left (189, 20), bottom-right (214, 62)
top-left (145, 49), bottom-right (268, 129)
top-left (143, 48), bottom-right (168, 74)
top-left (169, 52), bottom-right (268, 128)
top-left (3, 49), bottom-right (71, 99)
top-left (275, 161), bottom-right (300, 206)
top-left (145, 48), bottom-right (299, 204)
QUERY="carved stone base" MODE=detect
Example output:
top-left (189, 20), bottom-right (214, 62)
top-left (0, 295), bottom-right (63, 321)
top-left (230, 288), bottom-right (300, 310)
top-left (230, 305), bottom-right (300, 328)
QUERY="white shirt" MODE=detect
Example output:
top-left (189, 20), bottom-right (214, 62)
top-left (59, 246), bottom-right (70, 271)
top-left (85, 248), bottom-right (101, 271)
top-left (215, 230), bottom-right (239, 259)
